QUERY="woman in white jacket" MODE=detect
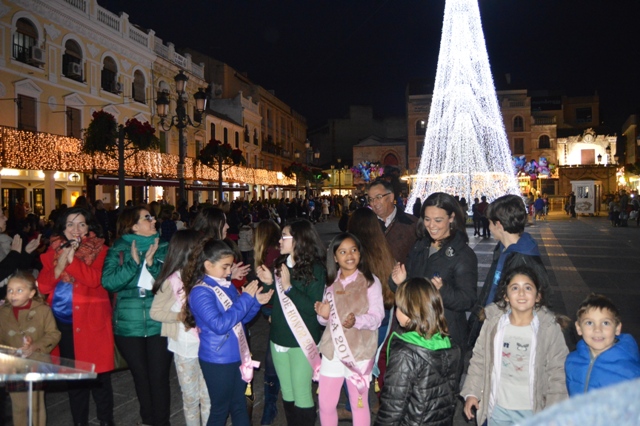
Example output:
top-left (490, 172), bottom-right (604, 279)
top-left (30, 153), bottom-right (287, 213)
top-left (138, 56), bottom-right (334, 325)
top-left (151, 229), bottom-right (210, 426)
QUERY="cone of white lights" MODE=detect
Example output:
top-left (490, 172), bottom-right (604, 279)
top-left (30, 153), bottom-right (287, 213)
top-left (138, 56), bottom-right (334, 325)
top-left (406, 0), bottom-right (520, 212)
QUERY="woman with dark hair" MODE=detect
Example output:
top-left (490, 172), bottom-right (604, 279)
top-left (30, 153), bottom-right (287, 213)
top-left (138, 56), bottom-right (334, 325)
top-left (150, 229), bottom-right (210, 425)
top-left (101, 206), bottom-right (171, 426)
top-left (256, 219), bottom-right (326, 425)
top-left (392, 192), bottom-right (478, 350)
top-left (252, 219), bottom-right (282, 425)
top-left (38, 207), bottom-right (115, 426)
top-left (192, 206), bottom-right (250, 288)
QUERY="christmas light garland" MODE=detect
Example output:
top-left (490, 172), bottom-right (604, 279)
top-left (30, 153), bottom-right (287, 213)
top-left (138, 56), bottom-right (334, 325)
top-left (0, 126), bottom-right (295, 186)
top-left (406, 0), bottom-right (520, 212)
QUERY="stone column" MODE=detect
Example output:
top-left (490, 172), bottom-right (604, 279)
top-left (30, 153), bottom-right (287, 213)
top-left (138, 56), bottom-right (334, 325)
top-left (43, 171), bottom-right (56, 217)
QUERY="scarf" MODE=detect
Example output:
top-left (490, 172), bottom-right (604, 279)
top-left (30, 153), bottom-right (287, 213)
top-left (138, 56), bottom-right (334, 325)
top-left (51, 232), bottom-right (105, 283)
top-left (121, 232), bottom-right (160, 253)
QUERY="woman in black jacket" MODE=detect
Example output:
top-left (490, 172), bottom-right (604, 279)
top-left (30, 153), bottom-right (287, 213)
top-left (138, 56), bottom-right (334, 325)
top-left (392, 192), bottom-right (477, 351)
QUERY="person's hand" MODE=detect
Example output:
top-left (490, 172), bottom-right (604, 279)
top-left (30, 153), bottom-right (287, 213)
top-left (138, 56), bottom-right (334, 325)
top-left (463, 396), bottom-right (479, 420)
top-left (314, 301), bottom-right (330, 319)
top-left (54, 245), bottom-right (73, 278)
top-left (244, 280), bottom-right (259, 297)
top-left (431, 275), bottom-right (444, 290)
top-left (145, 238), bottom-right (159, 266)
top-left (256, 289), bottom-right (274, 305)
top-left (391, 262), bottom-right (407, 285)
top-left (280, 265), bottom-right (291, 291)
top-left (256, 265), bottom-right (273, 285)
top-left (20, 336), bottom-right (34, 358)
top-left (231, 262), bottom-right (251, 281)
top-left (10, 235), bottom-right (22, 253)
top-left (24, 235), bottom-right (42, 254)
top-left (342, 312), bottom-right (356, 329)
top-left (131, 240), bottom-right (140, 265)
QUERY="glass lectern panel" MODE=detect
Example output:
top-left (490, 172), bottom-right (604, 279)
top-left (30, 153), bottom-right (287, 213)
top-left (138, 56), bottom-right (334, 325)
top-left (0, 344), bottom-right (96, 382)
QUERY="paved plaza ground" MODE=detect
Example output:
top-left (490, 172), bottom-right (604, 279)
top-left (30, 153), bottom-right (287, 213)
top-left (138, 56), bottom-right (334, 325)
top-left (5, 211), bottom-right (640, 425)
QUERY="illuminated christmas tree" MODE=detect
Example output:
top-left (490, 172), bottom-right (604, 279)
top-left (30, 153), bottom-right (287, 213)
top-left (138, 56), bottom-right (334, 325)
top-left (406, 0), bottom-right (520, 212)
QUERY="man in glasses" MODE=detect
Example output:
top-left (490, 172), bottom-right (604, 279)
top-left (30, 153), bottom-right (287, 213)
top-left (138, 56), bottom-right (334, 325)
top-left (367, 179), bottom-right (417, 263)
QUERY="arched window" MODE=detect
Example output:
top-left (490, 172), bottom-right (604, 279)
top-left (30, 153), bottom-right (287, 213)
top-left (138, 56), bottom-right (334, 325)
top-left (223, 128), bottom-right (228, 144)
top-left (244, 125), bottom-right (250, 142)
top-left (253, 129), bottom-right (259, 145)
top-left (63, 40), bottom-right (83, 81)
top-left (513, 116), bottom-right (524, 132)
top-left (415, 120), bottom-right (426, 136)
top-left (383, 153), bottom-right (399, 165)
top-left (539, 135), bottom-right (550, 149)
top-left (235, 131), bottom-right (240, 148)
top-left (101, 57), bottom-right (118, 93)
top-left (210, 122), bottom-right (216, 141)
top-left (13, 18), bottom-right (39, 64)
top-left (132, 70), bottom-right (146, 103)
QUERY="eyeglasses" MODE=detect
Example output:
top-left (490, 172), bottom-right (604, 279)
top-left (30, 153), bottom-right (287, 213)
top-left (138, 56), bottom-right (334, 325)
top-left (281, 235), bottom-right (293, 240)
top-left (141, 214), bottom-right (155, 222)
top-left (367, 192), bottom-right (392, 204)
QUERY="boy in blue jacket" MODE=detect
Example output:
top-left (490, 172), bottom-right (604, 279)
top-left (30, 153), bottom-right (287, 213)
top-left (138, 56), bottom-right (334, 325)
top-left (565, 293), bottom-right (640, 395)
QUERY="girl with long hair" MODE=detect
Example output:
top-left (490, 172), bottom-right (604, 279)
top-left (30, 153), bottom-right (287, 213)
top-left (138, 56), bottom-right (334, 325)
top-left (315, 233), bottom-right (384, 426)
top-left (150, 229), bottom-right (210, 425)
top-left (375, 277), bottom-right (461, 425)
top-left (462, 265), bottom-right (568, 425)
top-left (39, 207), bottom-right (115, 425)
top-left (256, 219), bottom-right (326, 425)
top-left (182, 239), bottom-right (272, 426)
top-left (252, 219), bottom-right (282, 426)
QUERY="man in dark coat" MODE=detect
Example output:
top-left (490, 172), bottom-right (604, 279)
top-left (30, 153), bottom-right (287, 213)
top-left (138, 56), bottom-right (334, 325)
top-left (367, 179), bottom-right (417, 263)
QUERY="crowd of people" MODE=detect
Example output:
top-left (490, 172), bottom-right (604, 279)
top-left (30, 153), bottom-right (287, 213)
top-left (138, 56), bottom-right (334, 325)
top-left (0, 181), bottom-right (639, 426)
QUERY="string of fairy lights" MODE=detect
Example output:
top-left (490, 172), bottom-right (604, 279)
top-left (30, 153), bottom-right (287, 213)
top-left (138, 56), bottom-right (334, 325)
top-left (0, 126), bottom-right (296, 186)
top-left (406, 0), bottom-right (520, 212)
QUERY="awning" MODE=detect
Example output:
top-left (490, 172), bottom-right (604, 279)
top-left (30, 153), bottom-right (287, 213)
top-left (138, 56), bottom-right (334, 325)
top-left (97, 176), bottom-right (249, 191)
top-left (97, 176), bottom-right (179, 187)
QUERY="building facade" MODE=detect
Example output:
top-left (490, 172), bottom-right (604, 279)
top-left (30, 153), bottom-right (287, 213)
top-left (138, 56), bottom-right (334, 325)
top-left (0, 0), bottom-right (156, 216)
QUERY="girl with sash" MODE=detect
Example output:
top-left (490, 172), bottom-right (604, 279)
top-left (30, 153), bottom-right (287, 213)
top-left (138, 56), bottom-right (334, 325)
top-left (256, 219), bottom-right (326, 425)
top-left (183, 238), bottom-right (273, 426)
top-left (375, 277), bottom-right (461, 426)
top-left (314, 232), bottom-right (384, 426)
top-left (150, 229), bottom-right (210, 426)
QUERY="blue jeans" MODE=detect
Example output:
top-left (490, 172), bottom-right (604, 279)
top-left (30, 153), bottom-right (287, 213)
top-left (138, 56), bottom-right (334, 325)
top-left (489, 404), bottom-right (533, 426)
top-left (200, 360), bottom-right (249, 426)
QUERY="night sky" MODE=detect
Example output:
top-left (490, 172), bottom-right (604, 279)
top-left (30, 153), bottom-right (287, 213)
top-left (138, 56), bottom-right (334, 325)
top-left (102, 0), bottom-right (640, 132)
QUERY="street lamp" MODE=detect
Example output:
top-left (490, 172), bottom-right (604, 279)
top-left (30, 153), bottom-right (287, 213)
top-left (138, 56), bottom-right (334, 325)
top-left (597, 153), bottom-right (602, 164)
top-left (337, 158), bottom-right (342, 195)
top-left (156, 70), bottom-right (207, 203)
top-left (293, 150), bottom-right (301, 197)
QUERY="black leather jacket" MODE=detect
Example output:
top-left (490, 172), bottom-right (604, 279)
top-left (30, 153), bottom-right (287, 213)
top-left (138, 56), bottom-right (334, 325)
top-left (376, 337), bottom-right (461, 426)
top-left (400, 232), bottom-right (478, 350)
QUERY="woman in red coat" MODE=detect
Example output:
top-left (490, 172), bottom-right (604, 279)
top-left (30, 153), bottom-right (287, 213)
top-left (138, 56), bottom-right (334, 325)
top-left (39, 207), bottom-right (115, 426)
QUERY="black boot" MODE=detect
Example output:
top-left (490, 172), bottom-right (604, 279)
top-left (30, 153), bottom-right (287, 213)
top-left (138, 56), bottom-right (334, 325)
top-left (283, 400), bottom-right (296, 426)
top-left (296, 406), bottom-right (317, 425)
top-left (260, 374), bottom-right (280, 425)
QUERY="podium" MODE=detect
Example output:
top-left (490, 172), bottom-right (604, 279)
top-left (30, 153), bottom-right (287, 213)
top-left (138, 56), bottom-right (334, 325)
top-left (0, 344), bottom-right (96, 425)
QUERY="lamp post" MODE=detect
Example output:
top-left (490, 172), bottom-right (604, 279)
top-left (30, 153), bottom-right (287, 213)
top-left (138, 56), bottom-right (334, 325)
top-left (597, 153), bottom-right (602, 165)
top-left (294, 150), bottom-right (301, 197)
top-left (156, 70), bottom-right (207, 203)
top-left (337, 158), bottom-right (342, 195)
